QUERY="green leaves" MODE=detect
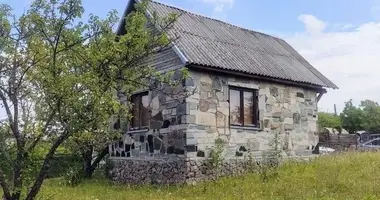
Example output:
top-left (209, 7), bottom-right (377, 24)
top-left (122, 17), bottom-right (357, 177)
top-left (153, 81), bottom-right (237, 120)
top-left (318, 112), bottom-right (341, 131)
top-left (340, 100), bottom-right (364, 134)
top-left (0, 0), bottom-right (184, 198)
top-left (360, 100), bottom-right (380, 133)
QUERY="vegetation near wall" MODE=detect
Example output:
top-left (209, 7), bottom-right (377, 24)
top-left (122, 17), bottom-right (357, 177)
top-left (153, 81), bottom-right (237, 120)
top-left (14, 152), bottom-right (380, 200)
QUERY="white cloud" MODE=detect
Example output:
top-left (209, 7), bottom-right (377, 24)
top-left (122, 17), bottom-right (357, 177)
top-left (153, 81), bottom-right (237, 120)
top-left (283, 14), bottom-right (380, 113)
top-left (297, 14), bottom-right (327, 35)
top-left (200, 0), bottom-right (234, 13)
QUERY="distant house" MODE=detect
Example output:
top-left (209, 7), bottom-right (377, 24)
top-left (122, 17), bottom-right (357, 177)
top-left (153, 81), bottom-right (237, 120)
top-left (107, 0), bottom-right (338, 185)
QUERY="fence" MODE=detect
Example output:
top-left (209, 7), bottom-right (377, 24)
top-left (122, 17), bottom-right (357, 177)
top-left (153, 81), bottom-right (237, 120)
top-left (318, 132), bottom-right (359, 151)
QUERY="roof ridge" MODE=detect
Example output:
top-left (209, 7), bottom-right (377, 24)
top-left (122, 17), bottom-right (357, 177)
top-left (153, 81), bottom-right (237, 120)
top-left (149, 0), bottom-right (284, 42)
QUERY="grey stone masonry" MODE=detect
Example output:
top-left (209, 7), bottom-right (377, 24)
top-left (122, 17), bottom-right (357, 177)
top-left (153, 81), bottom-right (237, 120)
top-left (108, 68), bottom-right (320, 185)
top-left (184, 70), bottom-right (319, 160)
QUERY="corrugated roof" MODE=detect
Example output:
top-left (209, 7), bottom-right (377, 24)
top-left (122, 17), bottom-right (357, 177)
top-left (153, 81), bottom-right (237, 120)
top-left (145, 1), bottom-right (338, 89)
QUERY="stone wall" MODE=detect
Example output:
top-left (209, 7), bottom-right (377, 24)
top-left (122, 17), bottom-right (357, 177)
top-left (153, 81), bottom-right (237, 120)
top-left (108, 69), bottom-right (321, 185)
top-left (107, 155), bottom-right (318, 185)
top-left (109, 70), bottom-right (196, 159)
top-left (107, 157), bottom-right (257, 185)
top-left (183, 70), bottom-right (319, 160)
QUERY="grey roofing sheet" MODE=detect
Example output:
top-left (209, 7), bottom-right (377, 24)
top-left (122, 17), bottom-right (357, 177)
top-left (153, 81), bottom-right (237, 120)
top-left (147, 1), bottom-right (338, 89)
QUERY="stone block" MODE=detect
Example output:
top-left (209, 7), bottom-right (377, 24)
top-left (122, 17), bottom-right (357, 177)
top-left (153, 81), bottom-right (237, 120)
top-left (266, 96), bottom-right (276, 105)
top-left (263, 118), bottom-right (271, 128)
top-left (293, 113), bottom-right (301, 124)
top-left (211, 76), bottom-right (222, 91)
top-left (284, 124), bottom-right (294, 131)
top-left (189, 102), bottom-right (198, 111)
top-left (200, 82), bottom-right (212, 92)
top-left (185, 77), bottom-right (195, 87)
top-left (283, 88), bottom-right (290, 99)
top-left (271, 122), bottom-right (281, 130)
top-left (297, 97), bottom-right (305, 103)
top-left (196, 112), bottom-right (216, 126)
top-left (200, 92), bottom-right (208, 100)
top-left (176, 103), bottom-right (188, 115)
top-left (181, 115), bottom-right (196, 124)
top-left (281, 108), bottom-right (293, 118)
top-left (283, 117), bottom-right (293, 125)
top-left (266, 105), bottom-right (272, 112)
top-left (296, 92), bottom-right (304, 98)
top-left (166, 101), bottom-right (180, 109)
top-left (199, 100), bottom-right (209, 112)
top-left (272, 112), bottom-right (281, 118)
top-left (259, 94), bottom-right (266, 109)
top-left (206, 126), bottom-right (217, 134)
top-left (216, 111), bottom-right (227, 127)
top-left (199, 74), bottom-right (212, 84)
top-left (270, 87), bottom-right (279, 97)
top-left (216, 91), bottom-right (226, 102)
top-left (209, 102), bottom-right (217, 111)
top-left (187, 138), bottom-right (197, 145)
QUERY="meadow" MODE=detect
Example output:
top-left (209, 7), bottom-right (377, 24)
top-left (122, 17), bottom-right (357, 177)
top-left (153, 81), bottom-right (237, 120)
top-left (29, 152), bottom-right (380, 200)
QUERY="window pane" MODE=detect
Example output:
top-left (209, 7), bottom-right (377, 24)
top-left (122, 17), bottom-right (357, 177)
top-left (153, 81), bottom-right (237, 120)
top-left (244, 91), bottom-right (254, 126)
top-left (229, 89), bottom-right (241, 125)
top-left (141, 94), bottom-right (150, 127)
top-left (132, 96), bottom-right (141, 128)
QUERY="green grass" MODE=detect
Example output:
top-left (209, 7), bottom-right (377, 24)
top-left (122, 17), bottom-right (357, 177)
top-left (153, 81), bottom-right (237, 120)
top-left (7, 152), bottom-right (380, 200)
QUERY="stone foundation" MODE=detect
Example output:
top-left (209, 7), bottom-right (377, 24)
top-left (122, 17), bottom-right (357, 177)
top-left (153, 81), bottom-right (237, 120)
top-left (108, 157), bottom-right (187, 185)
top-left (107, 155), bottom-right (317, 185)
top-left (107, 158), bottom-right (253, 185)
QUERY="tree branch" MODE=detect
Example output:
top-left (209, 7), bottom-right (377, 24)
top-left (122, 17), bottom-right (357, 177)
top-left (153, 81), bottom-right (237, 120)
top-left (0, 168), bottom-right (11, 200)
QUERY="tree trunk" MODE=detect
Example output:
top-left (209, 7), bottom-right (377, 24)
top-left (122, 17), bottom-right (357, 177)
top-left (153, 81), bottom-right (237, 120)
top-left (82, 146), bottom-right (108, 179)
top-left (25, 134), bottom-right (67, 200)
top-left (82, 147), bottom-right (93, 179)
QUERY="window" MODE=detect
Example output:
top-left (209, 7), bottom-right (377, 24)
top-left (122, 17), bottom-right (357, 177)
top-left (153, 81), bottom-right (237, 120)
top-left (229, 86), bottom-right (259, 127)
top-left (130, 92), bottom-right (150, 130)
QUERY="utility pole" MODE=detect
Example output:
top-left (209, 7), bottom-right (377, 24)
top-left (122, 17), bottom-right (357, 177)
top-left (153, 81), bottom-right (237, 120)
top-left (334, 104), bottom-right (337, 116)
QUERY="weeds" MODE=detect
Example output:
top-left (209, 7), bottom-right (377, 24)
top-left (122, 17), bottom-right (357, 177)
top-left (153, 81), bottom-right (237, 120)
top-left (25, 152), bottom-right (380, 200)
top-left (209, 138), bottom-right (225, 169)
top-left (258, 131), bottom-right (283, 182)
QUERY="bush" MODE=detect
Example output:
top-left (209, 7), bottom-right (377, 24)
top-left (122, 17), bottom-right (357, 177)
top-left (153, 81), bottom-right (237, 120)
top-left (64, 165), bottom-right (83, 187)
top-left (47, 154), bottom-right (82, 178)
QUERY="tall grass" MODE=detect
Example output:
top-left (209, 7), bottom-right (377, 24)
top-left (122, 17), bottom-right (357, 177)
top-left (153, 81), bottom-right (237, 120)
top-left (5, 152), bottom-right (380, 200)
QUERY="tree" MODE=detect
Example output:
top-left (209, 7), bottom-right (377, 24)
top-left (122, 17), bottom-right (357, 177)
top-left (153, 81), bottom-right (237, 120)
top-left (340, 99), bottom-right (364, 134)
top-left (360, 100), bottom-right (380, 133)
top-left (60, 0), bottom-right (181, 179)
top-left (317, 112), bottom-right (341, 131)
top-left (0, 0), bottom-right (181, 199)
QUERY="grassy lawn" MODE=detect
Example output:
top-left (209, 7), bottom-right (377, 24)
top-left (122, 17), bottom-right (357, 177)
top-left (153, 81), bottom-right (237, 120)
top-left (4, 152), bottom-right (380, 200)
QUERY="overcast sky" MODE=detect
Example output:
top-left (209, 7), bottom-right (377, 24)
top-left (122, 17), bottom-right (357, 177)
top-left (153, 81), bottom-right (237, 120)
top-left (2, 0), bottom-right (380, 114)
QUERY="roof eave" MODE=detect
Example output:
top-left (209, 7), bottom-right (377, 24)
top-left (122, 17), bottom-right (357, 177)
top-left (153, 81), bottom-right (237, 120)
top-left (187, 63), bottom-right (329, 92)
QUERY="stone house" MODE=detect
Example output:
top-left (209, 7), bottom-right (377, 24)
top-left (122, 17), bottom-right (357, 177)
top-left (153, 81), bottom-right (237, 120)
top-left (107, 0), bottom-right (338, 184)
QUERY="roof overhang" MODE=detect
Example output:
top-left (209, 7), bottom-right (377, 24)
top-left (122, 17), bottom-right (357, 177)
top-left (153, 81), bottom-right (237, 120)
top-left (187, 63), bottom-right (328, 93)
